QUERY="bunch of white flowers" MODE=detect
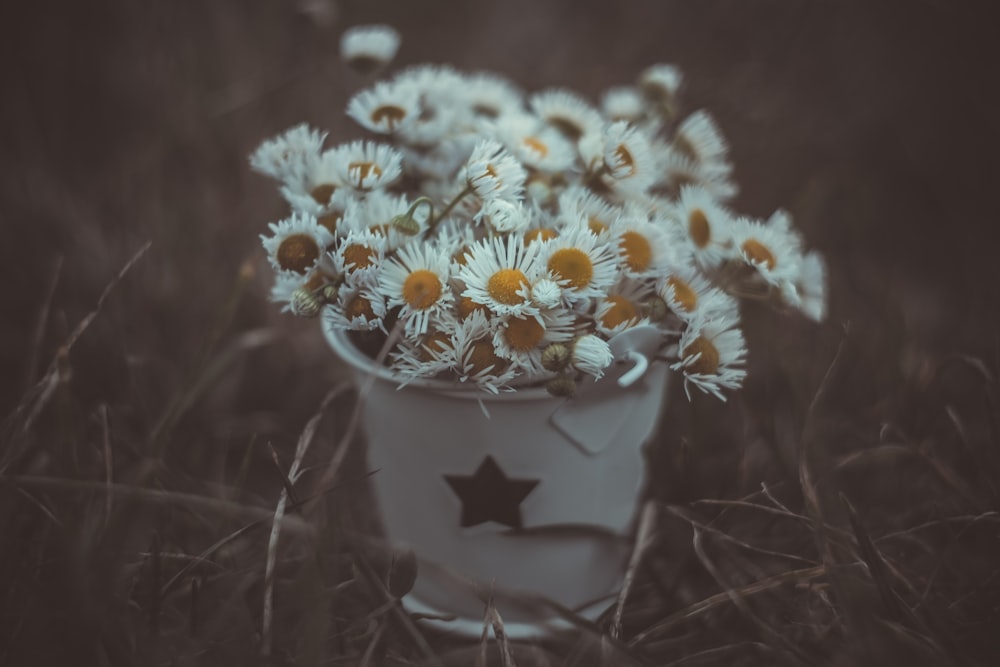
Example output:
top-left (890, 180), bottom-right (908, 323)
top-left (251, 27), bottom-right (826, 399)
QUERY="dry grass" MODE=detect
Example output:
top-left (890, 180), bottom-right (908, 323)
top-left (3, 0), bottom-right (999, 664)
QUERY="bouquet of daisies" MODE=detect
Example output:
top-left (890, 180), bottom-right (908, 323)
top-left (251, 26), bottom-right (826, 399)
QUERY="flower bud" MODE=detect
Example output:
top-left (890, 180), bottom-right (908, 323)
top-left (290, 287), bottom-right (323, 318)
top-left (572, 334), bottom-right (613, 379)
top-left (541, 342), bottom-right (571, 372)
top-left (546, 374), bottom-right (577, 397)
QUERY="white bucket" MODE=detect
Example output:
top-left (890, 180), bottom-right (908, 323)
top-left (323, 322), bottom-right (669, 635)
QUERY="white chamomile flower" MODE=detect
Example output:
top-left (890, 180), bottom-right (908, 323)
top-left (332, 227), bottom-right (389, 279)
top-left (450, 309), bottom-right (518, 393)
top-left (379, 243), bottom-right (454, 336)
top-left (279, 149), bottom-right (352, 216)
top-left (639, 64), bottom-right (684, 104)
top-left (324, 279), bottom-right (388, 333)
top-left (529, 89), bottom-right (604, 142)
top-left (671, 185), bottom-right (736, 269)
top-left (269, 269), bottom-right (335, 313)
top-left (347, 80), bottom-right (419, 134)
top-left (658, 259), bottom-right (735, 323)
top-left (458, 234), bottom-right (542, 318)
top-left (530, 277), bottom-right (563, 309)
top-left (492, 307), bottom-right (575, 375)
top-left (462, 139), bottom-right (527, 202)
top-left (601, 86), bottom-right (646, 124)
top-left (571, 334), bottom-right (614, 380)
top-left (493, 113), bottom-right (577, 173)
top-left (390, 324), bottom-right (458, 384)
top-left (609, 213), bottom-right (675, 278)
top-left (540, 223), bottom-right (619, 305)
top-left (261, 212), bottom-right (335, 276)
top-left (558, 185), bottom-right (621, 236)
top-left (339, 24), bottom-right (400, 74)
top-left (342, 191), bottom-right (423, 251)
top-left (326, 140), bottom-right (403, 191)
top-left (729, 215), bottom-right (802, 289)
top-left (594, 278), bottom-right (654, 336)
top-left (672, 314), bottom-right (747, 401)
top-left (249, 123), bottom-right (327, 181)
top-left (672, 110), bottom-right (730, 165)
top-left (476, 198), bottom-right (530, 234)
top-left (461, 72), bottom-right (525, 119)
top-left (794, 250), bottom-right (827, 322)
top-left (660, 147), bottom-right (738, 200)
top-left (600, 121), bottom-right (657, 195)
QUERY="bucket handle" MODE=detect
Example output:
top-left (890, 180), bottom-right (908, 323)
top-left (617, 351), bottom-right (649, 388)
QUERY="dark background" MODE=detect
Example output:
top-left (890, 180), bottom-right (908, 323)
top-left (2, 0), bottom-right (999, 664)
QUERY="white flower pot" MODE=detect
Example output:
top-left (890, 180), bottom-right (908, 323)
top-left (323, 322), bottom-right (670, 636)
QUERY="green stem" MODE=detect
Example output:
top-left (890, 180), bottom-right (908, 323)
top-left (428, 184), bottom-right (474, 230)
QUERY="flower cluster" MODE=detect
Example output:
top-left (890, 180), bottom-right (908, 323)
top-left (251, 26), bottom-right (826, 399)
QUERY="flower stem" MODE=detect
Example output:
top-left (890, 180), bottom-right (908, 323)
top-left (428, 184), bottom-right (474, 230)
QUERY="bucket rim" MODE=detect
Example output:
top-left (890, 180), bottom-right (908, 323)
top-left (322, 318), bottom-right (559, 402)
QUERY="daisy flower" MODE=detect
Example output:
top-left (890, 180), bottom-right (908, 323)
top-left (324, 277), bottom-right (388, 333)
top-left (658, 259), bottom-right (737, 323)
top-left (347, 80), bottom-right (420, 134)
top-left (529, 89), bottom-right (604, 142)
top-left (378, 242), bottom-right (455, 336)
top-left (672, 313), bottom-right (747, 401)
top-left (475, 198), bottom-right (531, 234)
top-left (493, 112), bottom-right (577, 173)
top-left (462, 139), bottom-right (527, 201)
top-left (558, 185), bottom-right (621, 236)
top-left (672, 110), bottom-right (730, 165)
top-left (529, 277), bottom-right (564, 310)
top-left (332, 227), bottom-right (389, 280)
top-left (458, 234), bottom-right (542, 318)
top-left (638, 64), bottom-right (684, 105)
top-left (249, 123), bottom-right (327, 181)
top-left (341, 191), bottom-right (421, 252)
top-left (671, 185), bottom-right (736, 269)
top-left (390, 322), bottom-right (459, 384)
top-left (450, 310), bottom-right (519, 393)
top-left (594, 278), bottom-right (654, 336)
top-left (492, 307), bottom-right (575, 375)
top-left (571, 334), bottom-right (614, 380)
top-left (339, 24), bottom-right (400, 75)
top-left (728, 215), bottom-right (803, 289)
top-left (326, 140), bottom-right (403, 191)
top-left (461, 71), bottom-right (525, 119)
top-left (540, 223), bottom-right (619, 305)
top-left (260, 212), bottom-right (336, 276)
top-left (278, 149), bottom-right (352, 215)
top-left (601, 86), bottom-right (646, 124)
top-left (600, 121), bottom-right (657, 195)
top-left (659, 147), bottom-right (738, 200)
top-left (609, 213), bottom-right (675, 278)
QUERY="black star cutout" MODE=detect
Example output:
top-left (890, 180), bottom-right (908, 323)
top-left (444, 456), bottom-right (540, 529)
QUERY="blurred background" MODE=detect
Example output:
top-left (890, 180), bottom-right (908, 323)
top-left (2, 0), bottom-right (999, 664)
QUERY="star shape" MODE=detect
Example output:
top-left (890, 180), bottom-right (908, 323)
top-left (444, 456), bottom-right (539, 529)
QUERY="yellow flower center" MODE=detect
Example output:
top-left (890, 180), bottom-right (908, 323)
top-left (342, 244), bottom-right (376, 270)
top-left (458, 296), bottom-right (487, 319)
top-left (613, 144), bottom-right (636, 176)
top-left (741, 238), bottom-right (777, 270)
top-left (666, 276), bottom-right (698, 312)
top-left (348, 161), bottom-right (383, 184)
top-left (524, 228), bottom-right (558, 245)
top-left (504, 316), bottom-right (545, 352)
top-left (619, 230), bottom-right (653, 272)
top-left (548, 247), bottom-right (593, 289)
top-left (345, 295), bottom-right (376, 321)
top-left (317, 211), bottom-right (342, 235)
top-left (600, 295), bottom-right (638, 329)
top-left (402, 270), bottom-right (442, 310)
top-left (487, 268), bottom-right (530, 305)
top-left (467, 339), bottom-right (506, 375)
top-left (587, 217), bottom-right (609, 235)
top-left (683, 335), bottom-right (720, 375)
top-left (371, 105), bottom-right (407, 130)
top-left (688, 208), bottom-right (711, 248)
top-left (310, 183), bottom-right (336, 205)
top-left (277, 234), bottom-right (320, 274)
top-left (523, 136), bottom-right (549, 158)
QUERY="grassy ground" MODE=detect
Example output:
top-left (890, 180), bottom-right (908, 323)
top-left (2, 0), bottom-right (999, 664)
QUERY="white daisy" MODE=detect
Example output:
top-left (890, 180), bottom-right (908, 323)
top-left (461, 71), bottom-right (525, 119)
top-left (462, 139), bottom-right (527, 202)
top-left (530, 277), bottom-right (563, 309)
top-left (601, 86), bottom-right (646, 124)
top-left (672, 313), bottom-right (747, 401)
top-left (557, 185), bottom-right (621, 236)
top-left (475, 198), bottom-right (530, 234)
top-left (378, 242), bottom-right (454, 336)
top-left (347, 80), bottom-right (420, 134)
top-left (324, 278), bottom-right (388, 333)
top-left (458, 234), bottom-right (542, 317)
top-left (390, 323), bottom-right (458, 384)
top-left (658, 259), bottom-right (736, 323)
top-left (326, 140), bottom-right (403, 191)
top-left (492, 307), bottom-right (575, 376)
top-left (671, 185), bottom-right (736, 269)
top-left (571, 334), bottom-right (614, 380)
top-left (660, 146), bottom-right (738, 200)
top-left (492, 112), bottom-right (577, 173)
top-left (278, 149), bottom-right (352, 215)
top-left (594, 278), bottom-right (654, 336)
top-left (260, 212), bottom-right (335, 276)
top-left (600, 121), bottom-right (657, 195)
top-left (529, 89), bottom-right (604, 142)
top-left (269, 269), bottom-right (336, 313)
top-left (638, 64), bottom-right (684, 105)
top-left (672, 110), bottom-right (730, 165)
top-left (728, 215), bottom-right (802, 289)
top-left (609, 213), bottom-right (675, 278)
top-left (341, 191), bottom-right (422, 251)
top-left (540, 223), bottom-right (619, 305)
top-left (249, 123), bottom-right (327, 181)
top-left (450, 310), bottom-right (518, 393)
top-left (339, 24), bottom-right (400, 74)
top-left (331, 227), bottom-right (389, 280)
